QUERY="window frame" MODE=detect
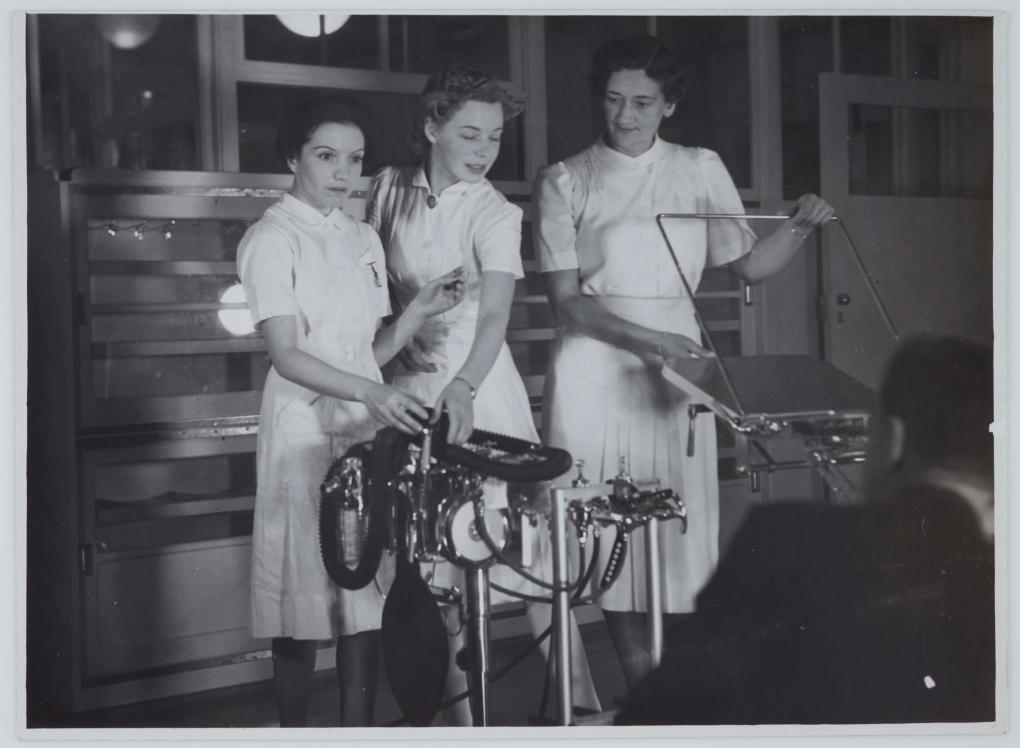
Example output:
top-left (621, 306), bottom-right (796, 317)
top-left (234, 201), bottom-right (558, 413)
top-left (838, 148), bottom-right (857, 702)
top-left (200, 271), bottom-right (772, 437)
top-left (202, 14), bottom-right (545, 187)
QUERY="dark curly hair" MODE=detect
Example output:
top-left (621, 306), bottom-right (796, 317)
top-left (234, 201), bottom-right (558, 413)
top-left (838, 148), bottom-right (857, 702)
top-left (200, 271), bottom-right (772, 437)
top-left (589, 35), bottom-right (687, 104)
top-left (275, 95), bottom-right (372, 166)
top-left (410, 63), bottom-right (525, 157)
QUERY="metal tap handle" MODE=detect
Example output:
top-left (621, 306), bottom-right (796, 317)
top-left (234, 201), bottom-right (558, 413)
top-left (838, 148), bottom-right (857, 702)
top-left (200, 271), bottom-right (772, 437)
top-left (610, 456), bottom-right (639, 502)
top-left (571, 459), bottom-right (591, 488)
top-left (616, 456), bottom-right (632, 483)
top-left (687, 406), bottom-right (698, 457)
top-left (686, 405), bottom-right (710, 458)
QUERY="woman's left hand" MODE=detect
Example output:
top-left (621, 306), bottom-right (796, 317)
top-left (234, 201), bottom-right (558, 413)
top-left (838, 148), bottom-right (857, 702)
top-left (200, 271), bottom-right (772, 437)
top-left (790, 193), bottom-right (836, 232)
top-left (432, 377), bottom-right (474, 445)
top-left (413, 266), bottom-right (466, 317)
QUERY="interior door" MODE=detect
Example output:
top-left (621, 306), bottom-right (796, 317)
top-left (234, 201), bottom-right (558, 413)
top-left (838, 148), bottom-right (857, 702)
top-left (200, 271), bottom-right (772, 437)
top-left (818, 73), bottom-right (992, 389)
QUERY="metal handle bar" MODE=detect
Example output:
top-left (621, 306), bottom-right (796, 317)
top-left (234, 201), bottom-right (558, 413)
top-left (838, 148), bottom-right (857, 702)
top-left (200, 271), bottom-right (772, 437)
top-left (654, 213), bottom-right (901, 344)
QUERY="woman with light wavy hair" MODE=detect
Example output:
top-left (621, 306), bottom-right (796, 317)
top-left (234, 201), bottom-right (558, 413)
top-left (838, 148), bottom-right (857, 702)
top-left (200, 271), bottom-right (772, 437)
top-left (368, 63), bottom-right (600, 725)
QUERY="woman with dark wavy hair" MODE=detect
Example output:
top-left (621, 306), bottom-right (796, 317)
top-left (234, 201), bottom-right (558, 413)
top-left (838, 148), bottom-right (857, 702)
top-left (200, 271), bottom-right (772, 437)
top-left (367, 62), bottom-right (600, 724)
top-left (238, 96), bottom-right (464, 726)
top-left (534, 35), bottom-right (836, 689)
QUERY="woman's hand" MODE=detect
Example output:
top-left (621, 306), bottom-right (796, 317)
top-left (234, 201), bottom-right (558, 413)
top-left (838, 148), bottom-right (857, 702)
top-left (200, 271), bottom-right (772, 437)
top-left (396, 335), bottom-right (437, 373)
top-left (411, 266), bottom-right (466, 318)
top-left (432, 377), bottom-right (474, 445)
top-left (656, 333), bottom-right (717, 386)
top-left (361, 382), bottom-right (429, 434)
top-left (789, 193), bottom-right (836, 233)
top-left (656, 332), bottom-right (714, 362)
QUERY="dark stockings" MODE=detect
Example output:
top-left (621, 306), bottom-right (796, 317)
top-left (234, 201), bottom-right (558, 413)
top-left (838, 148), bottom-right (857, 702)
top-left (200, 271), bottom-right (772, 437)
top-left (271, 637), bottom-right (317, 727)
top-left (336, 630), bottom-right (381, 727)
top-left (271, 632), bottom-right (380, 727)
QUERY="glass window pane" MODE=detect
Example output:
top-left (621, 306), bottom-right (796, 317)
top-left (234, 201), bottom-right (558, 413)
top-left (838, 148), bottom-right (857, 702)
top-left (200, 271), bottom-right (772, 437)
top-left (236, 82), bottom-right (524, 179)
top-left (847, 105), bottom-right (992, 198)
top-left (543, 16), bottom-right (649, 164)
top-left (33, 14), bottom-right (200, 172)
top-left (237, 82), bottom-right (416, 174)
top-left (95, 453), bottom-right (255, 505)
top-left (243, 14), bottom-right (382, 69)
top-left (900, 16), bottom-right (993, 83)
top-left (780, 16), bottom-right (990, 199)
top-left (243, 15), bottom-right (511, 78)
top-left (780, 16), bottom-right (833, 199)
top-left (841, 17), bottom-right (892, 76)
top-left (85, 217), bottom-right (267, 412)
top-left (92, 353), bottom-right (270, 400)
top-left (656, 16), bottom-right (752, 188)
top-left (88, 218), bottom-right (247, 263)
top-left (391, 16), bottom-right (510, 79)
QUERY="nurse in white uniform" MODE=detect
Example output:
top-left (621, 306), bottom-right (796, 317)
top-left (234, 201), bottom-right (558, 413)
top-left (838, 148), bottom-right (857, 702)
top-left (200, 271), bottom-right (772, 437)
top-left (534, 35), bottom-right (835, 689)
top-left (238, 97), bottom-right (464, 726)
top-left (367, 63), bottom-right (601, 724)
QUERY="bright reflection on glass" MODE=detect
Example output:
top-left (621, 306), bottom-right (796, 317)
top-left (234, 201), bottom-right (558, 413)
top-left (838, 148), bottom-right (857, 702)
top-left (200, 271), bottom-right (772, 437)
top-left (218, 283), bottom-right (255, 336)
top-left (275, 14), bottom-right (350, 37)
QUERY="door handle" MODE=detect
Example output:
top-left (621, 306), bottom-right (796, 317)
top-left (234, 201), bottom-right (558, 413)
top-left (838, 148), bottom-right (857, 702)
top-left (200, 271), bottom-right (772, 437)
top-left (836, 293), bottom-right (852, 306)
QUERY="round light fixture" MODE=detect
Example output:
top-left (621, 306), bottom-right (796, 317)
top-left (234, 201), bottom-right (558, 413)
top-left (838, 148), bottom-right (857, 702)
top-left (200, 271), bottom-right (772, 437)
top-left (96, 15), bottom-right (162, 50)
top-left (275, 14), bottom-right (350, 38)
top-left (218, 283), bottom-right (255, 336)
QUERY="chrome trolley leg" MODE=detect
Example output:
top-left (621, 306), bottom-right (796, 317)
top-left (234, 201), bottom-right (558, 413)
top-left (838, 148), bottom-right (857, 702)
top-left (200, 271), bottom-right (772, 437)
top-left (464, 566), bottom-right (491, 726)
top-left (550, 486), bottom-right (573, 726)
top-left (645, 516), bottom-right (663, 669)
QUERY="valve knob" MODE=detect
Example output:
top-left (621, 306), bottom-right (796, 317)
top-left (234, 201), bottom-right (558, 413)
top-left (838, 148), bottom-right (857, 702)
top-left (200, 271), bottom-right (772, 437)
top-left (571, 459), bottom-right (591, 488)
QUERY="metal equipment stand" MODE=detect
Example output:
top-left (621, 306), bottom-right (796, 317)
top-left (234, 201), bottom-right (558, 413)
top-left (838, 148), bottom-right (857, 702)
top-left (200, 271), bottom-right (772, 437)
top-left (464, 566), bottom-right (492, 726)
top-left (645, 516), bottom-right (664, 670)
top-left (550, 484), bottom-right (576, 726)
top-left (549, 484), bottom-right (670, 725)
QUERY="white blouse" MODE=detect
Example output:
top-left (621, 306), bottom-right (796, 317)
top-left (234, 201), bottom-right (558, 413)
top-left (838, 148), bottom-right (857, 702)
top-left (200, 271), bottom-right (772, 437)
top-left (239, 192), bottom-right (390, 330)
top-left (366, 166), bottom-right (523, 316)
top-left (533, 137), bottom-right (755, 298)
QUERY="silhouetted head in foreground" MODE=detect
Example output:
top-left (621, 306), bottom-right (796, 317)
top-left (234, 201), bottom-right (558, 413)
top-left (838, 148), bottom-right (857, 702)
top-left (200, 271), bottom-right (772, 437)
top-left (865, 334), bottom-right (994, 538)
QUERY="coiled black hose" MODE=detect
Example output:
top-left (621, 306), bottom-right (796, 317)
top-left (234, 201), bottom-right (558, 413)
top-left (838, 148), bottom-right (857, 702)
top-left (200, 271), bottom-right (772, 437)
top-left (319, 428), bottom-right (414, 590)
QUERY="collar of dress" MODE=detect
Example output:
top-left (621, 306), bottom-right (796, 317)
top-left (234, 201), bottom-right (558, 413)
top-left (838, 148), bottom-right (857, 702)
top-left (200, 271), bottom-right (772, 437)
top-left (279, 192), bottom-right (353, 231)
top-left (594, 135), bottom-right (670, 170)
top-left (412, 166), bottom-right (473, 198)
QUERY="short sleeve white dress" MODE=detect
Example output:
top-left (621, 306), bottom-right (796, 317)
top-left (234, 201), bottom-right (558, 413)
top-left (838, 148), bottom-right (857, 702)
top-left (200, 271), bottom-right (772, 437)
top-left (367, 166), bottom-right (549, 595)
top-left (533, 138), bottom-right (755, 613)
top-left (238, 193), bottom-right (392, 639)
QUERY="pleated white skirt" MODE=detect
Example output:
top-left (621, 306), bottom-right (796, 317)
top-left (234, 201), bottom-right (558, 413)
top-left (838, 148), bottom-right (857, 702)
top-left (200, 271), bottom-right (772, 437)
top-left (542, 296), bottom-right (720, 613)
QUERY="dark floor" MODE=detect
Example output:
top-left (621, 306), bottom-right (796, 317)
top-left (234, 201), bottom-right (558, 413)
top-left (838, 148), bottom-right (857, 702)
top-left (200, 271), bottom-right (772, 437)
top-left (29, 621), bottom-right (628, 728)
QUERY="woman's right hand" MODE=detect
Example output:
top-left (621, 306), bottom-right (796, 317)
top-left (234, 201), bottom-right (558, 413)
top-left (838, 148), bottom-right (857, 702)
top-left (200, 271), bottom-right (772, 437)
top-left (656, 332), bottom-right (714, 362)
top-left (412, 266), bottom-right (466, 318)
top-left (655, 333), bottom-right (717, 386)
top-left (361, 383), bottom-right (429, 434)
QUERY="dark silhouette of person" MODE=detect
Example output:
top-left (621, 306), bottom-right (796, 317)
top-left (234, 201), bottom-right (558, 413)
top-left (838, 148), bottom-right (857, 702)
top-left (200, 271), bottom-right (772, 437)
top-left (616, 335), bottom-right (995, 725)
